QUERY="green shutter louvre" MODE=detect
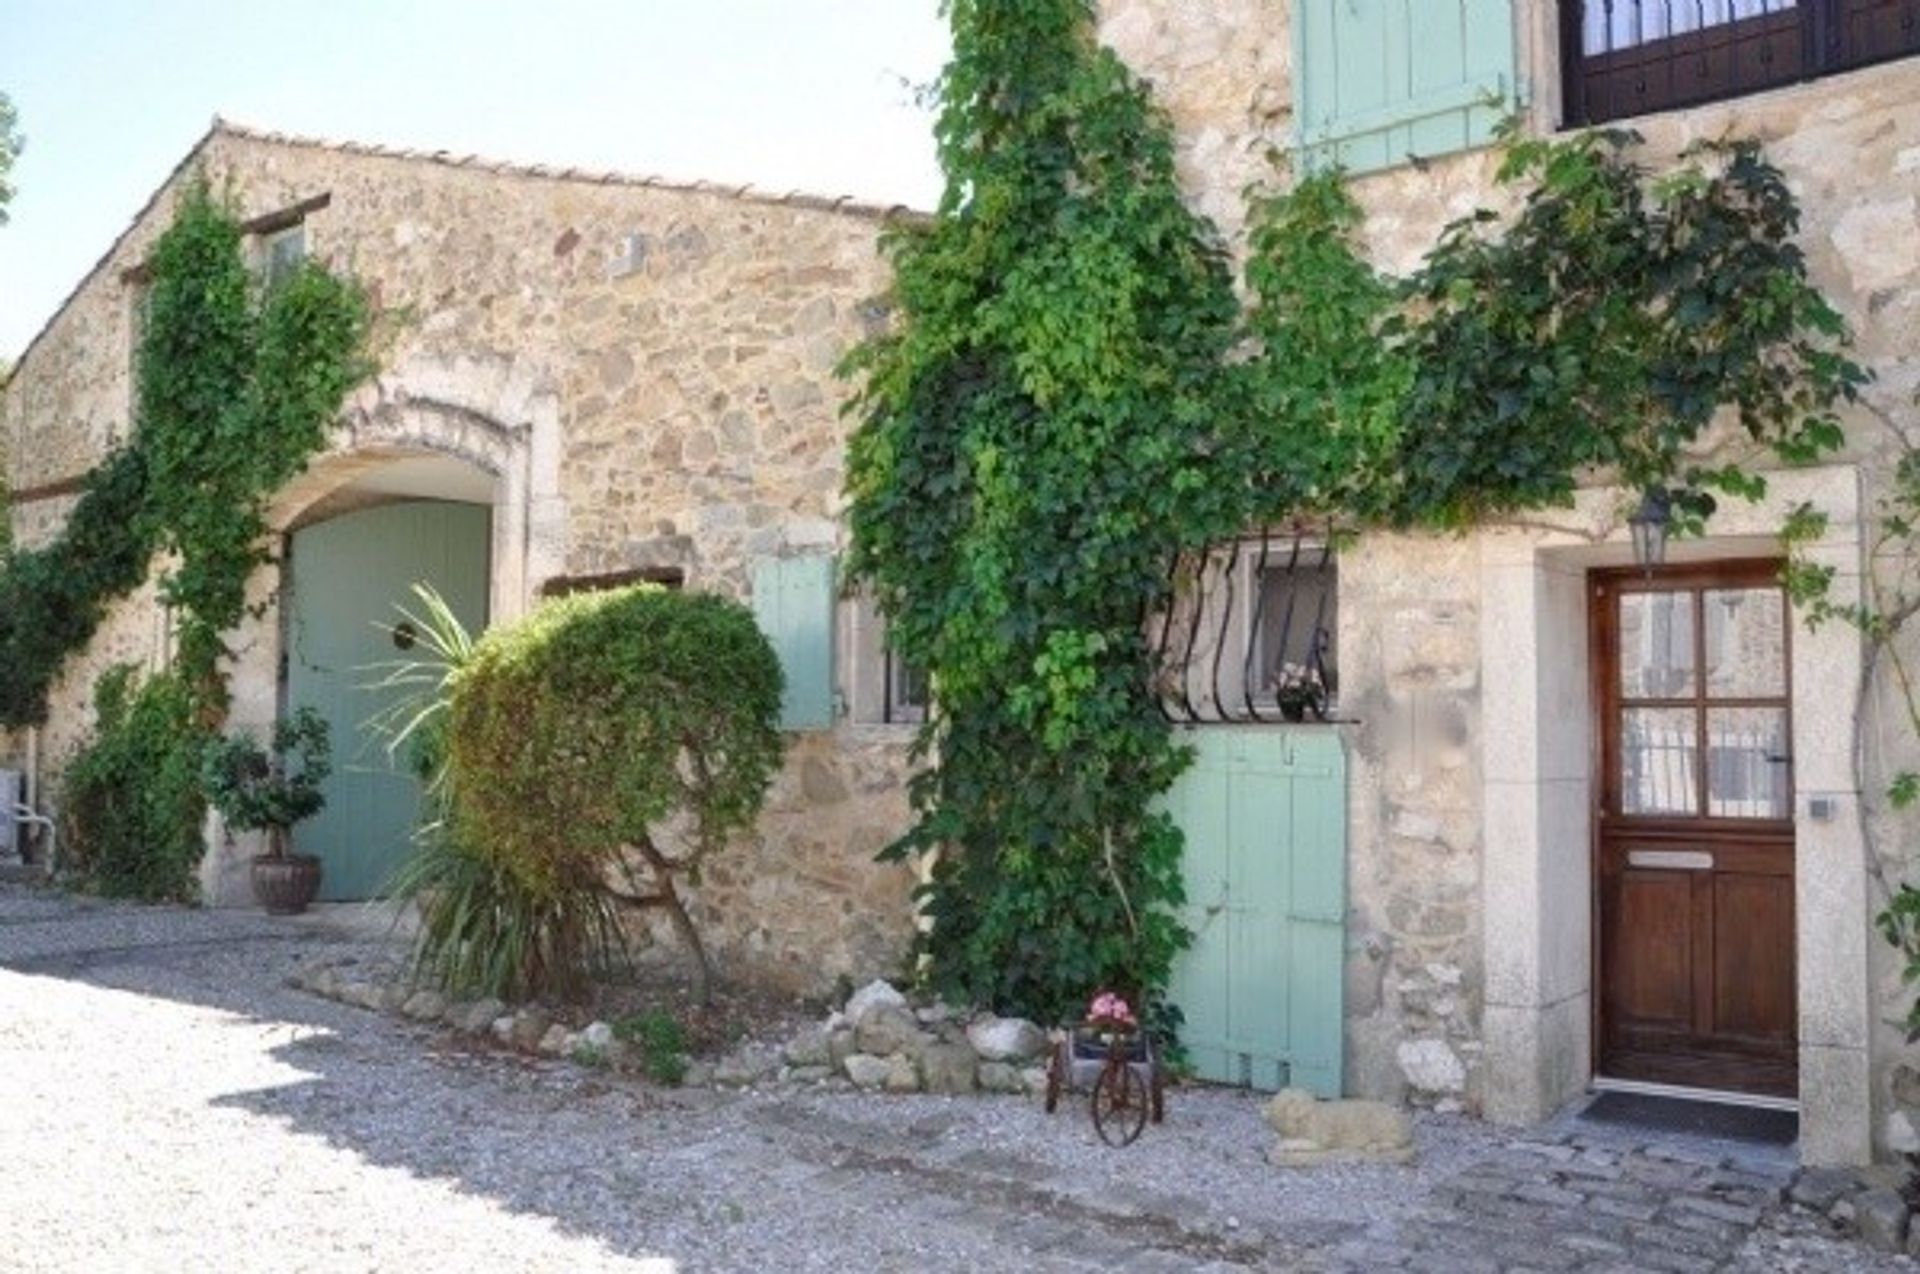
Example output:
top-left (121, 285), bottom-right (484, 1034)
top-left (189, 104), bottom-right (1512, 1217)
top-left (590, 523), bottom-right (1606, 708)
top-left (751, 554), bottom-right (837, 731)
top-left (1295, 0), bottom-right (1516, 175)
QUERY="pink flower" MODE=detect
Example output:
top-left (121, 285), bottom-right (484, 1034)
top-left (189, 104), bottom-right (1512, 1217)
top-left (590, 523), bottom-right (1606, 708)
top-left (1087, 991), bottom-right (1136, 1026)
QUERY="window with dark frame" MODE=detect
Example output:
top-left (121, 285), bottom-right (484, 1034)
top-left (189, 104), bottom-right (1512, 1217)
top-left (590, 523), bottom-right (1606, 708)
top-left (845, 593), bottom-right (928, 727)
top-left (882, 645), bottom-right (929, 725)
top-left (1561, 0), bottom-right (1920, 127)
top-left (260, 223), bottom-right (307, 291)
top-left (1254, 556), bottom-right (1338, 711)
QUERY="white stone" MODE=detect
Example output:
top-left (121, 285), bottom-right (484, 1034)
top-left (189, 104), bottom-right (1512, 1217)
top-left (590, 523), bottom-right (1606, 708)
top-left (843, 1053), bottom-right (891, 1088)
top-left (783, 1025), bottom-right (833, 1067)
top-left (1830, 197), bottom-right (1920, 294)
top-left (965, 1016), bottom-right (1048, 1062)
top-left (883, 1053), bottom-right (921, 1093)
top-left (1396, 1038), bottom-right (1466, 1094)
top-left (579, 1021), bottom-right (615, 1050)
top-left (1887, 1110), bottom-right (1920, 1155)
top-left (978, 1061), bottom-right (1023, 1093)
top-left (714, 1045), bottom-right (781, 1087)
top-left (844, 979), bottom-right (907, 1027)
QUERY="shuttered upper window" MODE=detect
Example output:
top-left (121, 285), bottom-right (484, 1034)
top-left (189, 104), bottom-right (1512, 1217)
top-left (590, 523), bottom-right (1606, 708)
top-left (1293, 0), bottom-right (1517, 175)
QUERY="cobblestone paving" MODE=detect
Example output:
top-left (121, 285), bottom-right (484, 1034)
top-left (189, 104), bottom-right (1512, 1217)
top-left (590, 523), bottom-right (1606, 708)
top-left (0, 885), bottom-right (1899, 1271)
top-left (1332, 1134), bottom-right (1856, 1273)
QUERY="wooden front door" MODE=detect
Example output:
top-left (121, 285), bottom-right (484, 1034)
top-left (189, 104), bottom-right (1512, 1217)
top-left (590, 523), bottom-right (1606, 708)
top-left (1592, 561), bottom-right (1796, 1098)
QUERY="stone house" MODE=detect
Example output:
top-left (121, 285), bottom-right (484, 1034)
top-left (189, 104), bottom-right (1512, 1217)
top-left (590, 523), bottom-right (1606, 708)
top-left (1, 120), bottom-right (923, 987)
top-left (1096, 0), bottom-right (1919, 1166)
top-left (6, 0), bottom-right (1918, 1172)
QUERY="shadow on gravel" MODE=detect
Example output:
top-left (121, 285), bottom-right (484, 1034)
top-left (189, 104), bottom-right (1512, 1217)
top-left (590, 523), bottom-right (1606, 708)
top-left (0, 890), bottom-right (701, 1266)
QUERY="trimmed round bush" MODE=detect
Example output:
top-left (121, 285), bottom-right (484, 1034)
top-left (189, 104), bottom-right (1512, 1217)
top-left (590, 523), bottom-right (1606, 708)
top-left (444, 585), bottom-right (784, 1000)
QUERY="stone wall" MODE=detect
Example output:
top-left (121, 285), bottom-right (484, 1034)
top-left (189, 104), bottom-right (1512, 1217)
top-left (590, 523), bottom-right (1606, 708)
top-left (1100, 0), bottom-right (1920, 1142)
top-left (1, 124), bottom-right (919, 990)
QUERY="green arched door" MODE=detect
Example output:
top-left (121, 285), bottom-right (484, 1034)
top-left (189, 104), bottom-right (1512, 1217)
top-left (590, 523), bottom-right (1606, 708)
top-left (285, 500), bottom-right (491, 900)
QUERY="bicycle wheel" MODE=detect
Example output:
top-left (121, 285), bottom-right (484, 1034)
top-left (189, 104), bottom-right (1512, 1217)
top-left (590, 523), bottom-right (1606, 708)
top-left (1090, 1061), bottom-right (1149, 1147)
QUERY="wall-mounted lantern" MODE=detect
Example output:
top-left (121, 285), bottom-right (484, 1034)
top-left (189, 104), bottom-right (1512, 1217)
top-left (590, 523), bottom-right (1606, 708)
top-left (1628, 486), bottom-right (1672, 572)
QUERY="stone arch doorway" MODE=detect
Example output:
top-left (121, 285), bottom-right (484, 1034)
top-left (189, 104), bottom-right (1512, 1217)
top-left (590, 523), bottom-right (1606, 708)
top-left (283, 489), bottom-right (491, 901)
top-left (203, 363), bottom-right (566, 905)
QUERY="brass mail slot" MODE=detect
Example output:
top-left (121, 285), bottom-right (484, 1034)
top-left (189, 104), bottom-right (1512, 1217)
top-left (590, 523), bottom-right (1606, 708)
top-left (1628, 850), bottom-right (1714, 871)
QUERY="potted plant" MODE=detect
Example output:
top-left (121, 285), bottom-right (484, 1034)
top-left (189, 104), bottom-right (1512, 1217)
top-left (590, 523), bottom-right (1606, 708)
top-left (1271, 661), bottom-right (1328, 723)
top-left (202, 709), bottom-right (332, 915)
top-left (1075, 990), bottom-right (1146, 1062)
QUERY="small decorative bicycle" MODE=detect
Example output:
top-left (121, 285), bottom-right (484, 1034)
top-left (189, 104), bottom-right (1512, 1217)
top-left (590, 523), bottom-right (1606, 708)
top-left (1043, 991), bottom-right (1167, 1147)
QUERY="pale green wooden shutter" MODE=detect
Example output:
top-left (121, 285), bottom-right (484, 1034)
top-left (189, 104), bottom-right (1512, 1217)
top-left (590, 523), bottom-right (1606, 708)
top-left (751, 554), bottom-right (837, 731)
top-left (1164, 727), bottom-right (1347, 1096)
top-left (1294, 0), bottom-right (1516, 175)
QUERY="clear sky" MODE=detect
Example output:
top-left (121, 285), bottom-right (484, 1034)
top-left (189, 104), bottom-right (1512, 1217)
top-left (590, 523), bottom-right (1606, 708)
top-left (0, 1), bottom-right (950, 359)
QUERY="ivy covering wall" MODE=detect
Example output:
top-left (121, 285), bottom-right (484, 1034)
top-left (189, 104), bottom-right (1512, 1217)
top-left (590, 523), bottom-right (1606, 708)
top-left (2, 179), bottom-right (368, 900)
top-left (844, 0), bottom-right (1863, 1025)
top-left (0, 179), bottom-right (369, 729)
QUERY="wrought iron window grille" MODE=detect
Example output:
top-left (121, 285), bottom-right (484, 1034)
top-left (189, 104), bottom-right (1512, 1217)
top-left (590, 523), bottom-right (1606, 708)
top-left (1151, 526), bottom-right (1341, 727)
top-left (1561, 0), bottom-right (1920, 128)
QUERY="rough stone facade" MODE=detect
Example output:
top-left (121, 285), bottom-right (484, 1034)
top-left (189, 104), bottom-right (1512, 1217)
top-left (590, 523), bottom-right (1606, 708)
top-left (1, 123), bottom-right (919, 991)
top-left (1101, 1), bottom-right (1919, 1163)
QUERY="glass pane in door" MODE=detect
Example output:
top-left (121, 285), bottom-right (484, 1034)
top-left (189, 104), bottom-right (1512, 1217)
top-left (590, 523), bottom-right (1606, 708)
top-left (1704, 588), bottom-right (1786, 698)
top-left (1620, 592), bottom-right (1695, 699)
top-left (1621, 707), bottom-right (1700, 815)
top-left (1707, 706), bottom-right (1791, 818)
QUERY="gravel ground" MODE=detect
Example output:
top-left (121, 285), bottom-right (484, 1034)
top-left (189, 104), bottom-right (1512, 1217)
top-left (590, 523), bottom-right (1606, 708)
top-left (0, 884), bottom-right (1899, 1271)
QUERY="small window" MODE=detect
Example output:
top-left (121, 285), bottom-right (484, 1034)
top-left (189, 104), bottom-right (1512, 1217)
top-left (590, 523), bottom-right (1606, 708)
top-left (1153, 535), bottom-right (1339, 725)
top-left (1254, 554), bottom-right (1338, 713)
top-left (127, 283), bottom-right (151, 402)
top-left (882, 646), bottom-right (929, 725)
top-left (260, 224), bottom-right (306, 291)
top-left (846, 593), bottom-right (928, 726)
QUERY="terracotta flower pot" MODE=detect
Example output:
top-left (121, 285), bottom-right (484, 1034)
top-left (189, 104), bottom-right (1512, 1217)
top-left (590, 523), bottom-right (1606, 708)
top-left (252, 853), bottom-right (322, 915)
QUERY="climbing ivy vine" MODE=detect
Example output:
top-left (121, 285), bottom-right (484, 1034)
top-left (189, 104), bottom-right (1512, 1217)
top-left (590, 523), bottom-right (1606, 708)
top-left (842, 0), bottom-right (1239, 1021)
top-left (0, 178), bottom-right (369, 727)
top-left (137, 181), bottom-right (372, 711)
top-left (844, 0), bottom-right (1863, 1027)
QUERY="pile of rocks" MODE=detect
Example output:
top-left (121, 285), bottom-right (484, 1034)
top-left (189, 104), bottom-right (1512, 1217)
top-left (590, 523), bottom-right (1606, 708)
top-left (294, 963), bottom-right (628, 1065)
top-left (726, 979), bottom-right (1054, 1096)
top-left (1787, 1163), bottom-right (1920, 1256)
top-left (293, 965), bottom-right (1056, 1096)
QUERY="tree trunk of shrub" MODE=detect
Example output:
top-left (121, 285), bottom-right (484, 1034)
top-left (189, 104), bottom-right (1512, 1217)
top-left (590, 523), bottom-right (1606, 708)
top-left (617, 835), bottom-right (714, 1007)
